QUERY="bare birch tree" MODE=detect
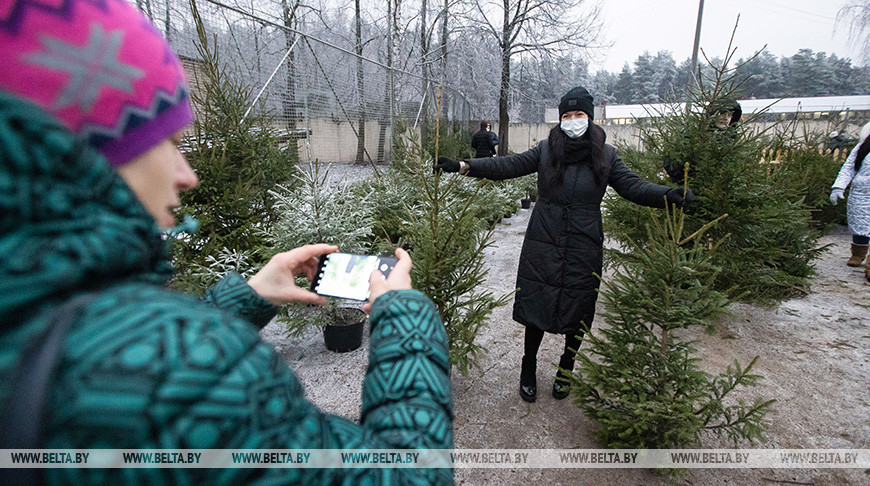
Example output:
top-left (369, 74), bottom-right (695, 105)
top-left (837, 2), bottom-right (870, 65)
top-left (281, 0), bottom-right (304, 154)
top-left (354, 0), bottom-right (367, 163)
top-left (464, 0), bottom-right (603, 154)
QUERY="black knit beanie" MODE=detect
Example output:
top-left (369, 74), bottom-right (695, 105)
top-left (558, 86), bottom-right (594, 120)
top-left (707, 97), bottom-right (742, 125)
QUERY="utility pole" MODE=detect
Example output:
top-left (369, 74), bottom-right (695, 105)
top-left (689, 0), bottom-right (704, 89)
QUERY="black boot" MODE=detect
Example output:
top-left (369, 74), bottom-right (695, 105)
top-left (553, 352), bottom-right (574, 400)
top-left (519, 355), bottom-right (537, 402)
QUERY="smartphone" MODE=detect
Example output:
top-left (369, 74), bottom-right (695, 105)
top-left (310, 253), bottom-right (399, 301)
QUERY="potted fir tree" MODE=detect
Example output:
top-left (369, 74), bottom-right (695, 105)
top-left (519, 173), bottom-right (538, 207)
top-left (321, 306), bottom-right (367, 352)
top-left (265, 163), bottom-right (376, 352)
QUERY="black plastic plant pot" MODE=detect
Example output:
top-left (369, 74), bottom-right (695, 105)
top-left (521, 198), bottom-right (531, 209)
top-left (323, 309), bottom-right (366, 352)
top-left (323, 321), bottom-right (364, 352)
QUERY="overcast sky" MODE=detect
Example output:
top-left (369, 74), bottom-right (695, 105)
top-left (592, 0), bottom-right (858, 73)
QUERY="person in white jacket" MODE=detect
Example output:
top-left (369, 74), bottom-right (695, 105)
top-left (830, 121), bottom-right (870, 281)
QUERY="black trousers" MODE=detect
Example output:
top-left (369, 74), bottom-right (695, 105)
top-left (523, 325), bottom-right (584, 370)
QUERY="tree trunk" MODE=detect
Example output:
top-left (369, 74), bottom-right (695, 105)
top-left (138, 0), bottom-right (154, 22)
top-left (281, 0), bottom-right (299, 161)
top-left (498, 46), bottom-right (510, 156)
top-left (376, 85), bottom-right (389, 164)
top-left (254, 33), bottom-right (261, 76)
top-left (439, 0), bottom-right (449, 132)
top-left (354, 0), bottom-right (366, 164)
top-left (393, 0), bottom-right (403, 112)
top-left (419, 0), bottom-right (429, 148)
top-left (253, 0), bottom-right (262, 76)
top-left (498, 0), bottom-right (511, 156)
top-left (163, 1), bottom-right (171, 42)
top-left (377, 0), bottom-right (395, 165)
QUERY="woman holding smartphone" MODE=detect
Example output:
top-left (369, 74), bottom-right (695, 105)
top-left (434, 86), bottom-right (693, 403)
top-left (0, 1), bottom-right (451, 483)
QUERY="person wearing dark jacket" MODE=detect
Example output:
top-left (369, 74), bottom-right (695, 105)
top-left (434, 86), bottom-right (693, 403)
top-left (0, 1), bottom-right (452, 484)
top-left (471, 121), bottom-right (497, 157)
top-left (490, 127), bottom-right (500, 152)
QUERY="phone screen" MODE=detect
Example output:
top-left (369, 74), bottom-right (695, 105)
top-left (311, 253), bottom-right (397, 301)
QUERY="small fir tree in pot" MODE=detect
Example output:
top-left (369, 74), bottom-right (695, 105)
top-left (264, 163), bottom-right (375, 348)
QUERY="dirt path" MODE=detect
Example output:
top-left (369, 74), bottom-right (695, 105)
top-left (260, 201), bottom-right (869, 486)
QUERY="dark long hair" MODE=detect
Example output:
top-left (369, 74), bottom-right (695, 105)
top-left (854, 135), bottom-right (870, 173)
top-left (547, 121), bottom-right (609, 185)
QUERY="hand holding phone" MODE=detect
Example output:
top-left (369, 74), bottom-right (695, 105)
top-left (364, 248), bottom-right (412, 312)
top-left (247, 244), bottom-right (338, 306)
top-left (310, 252), bottom-right (400, 301)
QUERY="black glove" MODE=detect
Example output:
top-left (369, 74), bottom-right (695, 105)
top-left (665, 187), bottom-right (695, 211)
top-left (433, 156), bottom-right (460, 174)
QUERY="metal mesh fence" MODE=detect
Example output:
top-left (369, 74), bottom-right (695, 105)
top-left (131, 1), bottom-right (870, 162)
top-left (136, 0), bottom-right (477, 166)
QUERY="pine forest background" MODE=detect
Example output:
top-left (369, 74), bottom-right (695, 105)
top-left (137, 0), bottom-right (870, 167)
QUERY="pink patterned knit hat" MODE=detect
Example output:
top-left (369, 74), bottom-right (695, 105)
top-left (0, 0), bottom-right (193, 166)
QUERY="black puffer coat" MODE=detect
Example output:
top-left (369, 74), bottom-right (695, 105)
top-left (471, 128), bottom-right (496, 157)
top-left (467, 131), bottom-right (671, 334)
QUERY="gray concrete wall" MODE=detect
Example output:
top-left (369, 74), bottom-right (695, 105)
top-left (297, 118), bottom-right (393, 164)
top-left (290, 118), bottom-right (865, 164)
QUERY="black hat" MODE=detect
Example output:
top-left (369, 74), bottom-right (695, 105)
top-left (559, 86), bottom-right (594, 120)
top-left (707, 97), bottom-right (742, 125)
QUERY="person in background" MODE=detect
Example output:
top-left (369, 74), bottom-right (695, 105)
top-left (827, 130), bottom-right (852, 153)
top-left (490, 123), bottom-right (500, 152)
top-left (663, 97), bottom-right (742, 184)
top-left (434, 86), bottom-right (694, 403)
top-left (0, 1), bottom-right (452, 483)
top-left (471, 120), bottom-right (497, 157)
top-left (830, 121), bottom-right (870, 282)
top-left (709, 97), bottom-right (742, 130)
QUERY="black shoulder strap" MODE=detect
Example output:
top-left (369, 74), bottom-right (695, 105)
top-left (854, 135), bottom-right (870, 174)
top-left (0, 293), bottom-right (98, 484)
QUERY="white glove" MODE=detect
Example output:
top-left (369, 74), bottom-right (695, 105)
top-left (830, 188), bottom-right (845, 206)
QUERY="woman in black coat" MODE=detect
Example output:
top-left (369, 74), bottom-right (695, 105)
top-left (471, 120), bottom-right (497, 157)
top-left (434, 86), bottom-right (693, 402)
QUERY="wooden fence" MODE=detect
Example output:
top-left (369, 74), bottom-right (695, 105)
top-left (760, 147), bottom-right (850, 164)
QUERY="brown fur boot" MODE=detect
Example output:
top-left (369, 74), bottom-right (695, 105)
top-left (848, 243), bottom-right (869, 267)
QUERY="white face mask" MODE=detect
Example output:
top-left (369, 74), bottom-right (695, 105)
top-left (561, 118), bottom-right (589, 139)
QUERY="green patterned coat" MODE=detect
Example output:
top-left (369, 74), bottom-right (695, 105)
top-left (0, 92), bottom-right (453, 484)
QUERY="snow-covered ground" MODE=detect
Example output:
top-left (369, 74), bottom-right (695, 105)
top-left (260, 163), bottom-right (869, 485)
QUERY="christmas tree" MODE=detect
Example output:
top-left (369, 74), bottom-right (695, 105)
top-left (402, 99), bottom-right (510, 374)
top-left (172, 0), bottom-right (296, 292)
top-left (605, 46), bottom-right (822, 303)
top-left (571, 202), bottom-right (774, 448)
